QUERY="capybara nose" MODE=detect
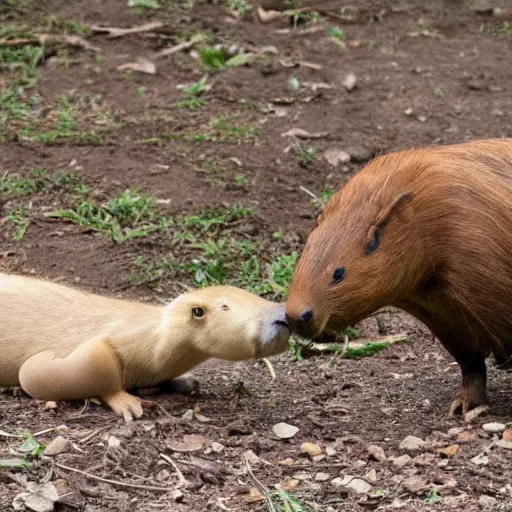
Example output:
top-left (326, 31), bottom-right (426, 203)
top-left (301, 309), bottom-right (313, 322)
top-left (286, 309), bottom-right (317, 339)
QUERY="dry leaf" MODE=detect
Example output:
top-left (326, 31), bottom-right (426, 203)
top-left (503, 428), bottom-right (512, 442)
top-left (257, 6), bottom-right (284, 22)
top-left (117, 57), bottom-right (156, 74)
top-left (166, 434), bottom-right (206, 453)
top-left (247, 488), bottom-right (265, 502)
top-left (273, 422), bottom-right (299, 439)
top-left (281, 479), bottom-right (301, 491)
top-left (436, 444), bottom-right (460, 458)
top-left (300, 442), bottom-right (322, 457)
top-left (13, 483), bottom-right (59, 512)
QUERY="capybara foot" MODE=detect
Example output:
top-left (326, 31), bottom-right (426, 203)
top-left (103, 391), bottom-right (143, 422)
top-left (449, 386), bottom-right (488, 422)
top-left (160, 374), bottom-right (200, 396)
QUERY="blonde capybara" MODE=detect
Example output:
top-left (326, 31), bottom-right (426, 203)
top-left (286, 139), bottom-right (512, 421)
top-left (0, 273), bottom-right (290, 421)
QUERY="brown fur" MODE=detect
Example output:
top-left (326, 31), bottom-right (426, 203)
top-left (286, 139), bottom-right (512, 419)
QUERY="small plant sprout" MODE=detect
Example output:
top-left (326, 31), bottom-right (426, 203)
top-left (175, 75), bottom-right (211, 109)
top-left (296, 145), bottom-right (317, 168)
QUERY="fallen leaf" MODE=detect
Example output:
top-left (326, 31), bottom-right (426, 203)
top-left (0, 458), bottom-right (28, 469)
top-left (273, 422), bottom-right (299, 439)
top-left (503, 428), bottom-right (512, 442)
top-left (281, 478), bottom-right (301, 491)
top-left (117, 57), bottom-right (156, 74)
top-left (436, 444), bottom-right (460, 458)
top-left (403, 476), bottom-right (428, 494)
top-left (367, 444), bottom-right (387, 462)
top-left (257, 6), bottom-right (284, 22)
top-left (166, 434), bottom-right (206, 453)
top-left (301, 442), bottom-right (322, 457)
top-left (44, 436), bottom-right (70, 456)
top-left (247, 488), bottom-right (265, 502)
top-left (281, 128), bottom-right (329, 139)
top-left (13, 483), bottom-right (59, 512)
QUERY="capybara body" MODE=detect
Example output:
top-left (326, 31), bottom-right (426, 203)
top-left (286, 139), bottom-right (512, 419)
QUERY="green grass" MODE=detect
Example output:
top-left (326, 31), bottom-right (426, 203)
top-left (296, 145), bottom-right (317, 167)
top-left (329, 25), bottom-right (345, 40)
top-left (129, 205), bottom-right (298, 298)
top-left (175, 75), bottom-right (210, 110)
top-left (224, 0), bottom-right (253, 16)
top-left (197, 46), bottom-right (255, 70)
top-left (426, 489), bottom-right (442, 503)
top-left (128, 0), bottom-right (161, 14)
top-left (48, 189), bottom-right (173, 242)
top-left (0, 168), bottom-right (81, 197)
top-left (6, 206), bottom-right (30, 241)
top-left (495, 21), bottom-right (512, 37)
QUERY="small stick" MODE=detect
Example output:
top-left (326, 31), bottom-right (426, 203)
top-left (299, 185), bottom-right (319, 200)
top-left (79, 428), bottom-right (102, 444)
top-left (244, 456), bottom-right (277, 512)
top-left (54, 463), bottom-right (174, 492)
top-left (90, 21), bottom-right (164, 38)
top-left (262, 358), bottom-right (276, 381)
top-left (159, 453), bottom-right (189, 489)
top-left (153, 33), bottom-right (204, 59)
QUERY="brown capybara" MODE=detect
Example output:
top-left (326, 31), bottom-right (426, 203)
top-left (286, 139), bottom-right (512, 421)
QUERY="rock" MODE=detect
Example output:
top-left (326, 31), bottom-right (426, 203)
top-left (325, 446), bottom-right (337, 456)
top-left (181, 409), bottom-right (195, 422)
top-left (331, 476), bottom-right (372, 494)
top-left (364, 469), bottom-right (378, 484)
top-left (367, 445), bottom-right (387, 462)
top-left (171, 489), bottom-right (183, 502)
top-left (156, 469), bottom-right (171, 482)
top-left (399, 435), bottom-right (426, 452)
top-left (448, 427), bottom-right (464, 437)
top-left (293, 472), bottom-right (313, 481)
top-left (470, 453), bottom-right (489, 466)
top-left (390, 454), bottom-right (411, 468)
top-left (495, 440), bottom-right (512, 450)
top-left (413, 453), bottom-right (435, 466)
top-left (345, 145), bottom-right (371, 163)
top-left (44, 401), bottom-right (58, 410)
top-left (107, 435), bottom-right (121, 450)
top-left (211, 442), bottom-right (224, 453)
top-left (342, 72), bottom-right (357, 91)
top-left (323, 148), bottom-right (351, 167)
top-left (404, 107), bottom-right (414, 116)
top-left (503, 428), bottom-right (512, 442)
top-left (281, 479), bottom-right (300, 491)
top-left (273, 422), bottom-right (299, 439)
top-left (457, 431), bottom-right (477, 443)
top-left (167, 435), bottom-right (206, 453)
top-left (478, 495), bottom-right (497, 507)
top-left (403, 476), bottom-right (428, 494)
top-left (43, 436), bottom-right (70, 456)
top-left (482, 422), bottom-right (506, 434)
top-left (436, 444), bottom-right (460, 458)
top-left (352, 459), bottom-right (367, 470)
top-left (417, 115), bottom-right (427, 122)
top-left (301, 442), bottom-right (322, 457)
top-left (314, 472), bottom-right (331, 482)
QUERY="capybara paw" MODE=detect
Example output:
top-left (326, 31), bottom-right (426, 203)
top-left (103, 391), bottom-right (143, 422)
top-left (167, 375), bottom-right (200, 396)
top-left (464, 404), bottom-right (490, 423)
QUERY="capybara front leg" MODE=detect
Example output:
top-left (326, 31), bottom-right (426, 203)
top-left (102, 390), bottom-right (143, 422)
top-left (18, 337), bottom-right (130, 416)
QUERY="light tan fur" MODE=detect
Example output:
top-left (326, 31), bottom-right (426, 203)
top-left (0, 273), bottom-right (290, 421)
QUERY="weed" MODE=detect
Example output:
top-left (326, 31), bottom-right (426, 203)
top-left (175, 75), bottom-right (210, 109)
top-left (296, 145), bottom-right (317, 167)
top-left (197, 46), bottom-right (254, 70)
top-left (136, 86), bottom-right (147, 96)
top-left (329, 25), bottom-right (345, 40)
top-left (309, 188), bottom-right (334, 209)
top-left (6, 207), bottom-right (30, 241)
top-left (224, 0), bottom-right (253, 16)
top-left (233, 174), bottom-right (248, 187)
top-left (271, 488), bottom-right (310, 511)
top-left (0, 430), bottom-right (45, 469)
top-left (1, 168), bottom-right (48, 196)
top-left (48, 189), bottom-right (173, 242)
top-left (175, 98), bottom-right (206, 109)
top-left (496, 21), bottom-right (512, 37)
top-left (211, 116), bottom-right (259, 140)
top-left (128, 0), bottom-right (161, 14)
top-left (426, 489), bottom-right (442, 503)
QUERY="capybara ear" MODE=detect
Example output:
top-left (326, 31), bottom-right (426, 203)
top-left (374, 192), bottom-right (412, 228)
top-left (365, 193), bottom-right (412, 255)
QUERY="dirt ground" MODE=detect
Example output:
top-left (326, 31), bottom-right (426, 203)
top-left (1, 0), bottom-right (512, 510)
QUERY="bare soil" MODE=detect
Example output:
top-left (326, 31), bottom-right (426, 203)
top-left (1, 1), bottom-right (512, 511)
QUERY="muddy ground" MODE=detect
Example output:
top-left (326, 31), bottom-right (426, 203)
top-left (1, 0), bottom-right (512, 510)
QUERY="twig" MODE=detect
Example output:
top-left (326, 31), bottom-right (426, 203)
top-left (299, 185), bottom-right (319, 200)
top-left (54, 463), bottom-right (174, 492)
top-left (159, 453), bottom-right (189, 489)
top-left (153, 33), bottom-right (205, 59)
top-left (0, 34), bottom-right (101, 52)
top-left (261, 358), bottom-right (276, 381)
top-left (90, 21), bottom-right (164, 38)
top-left (79, 428), bottom-right (102, 444)
top-left (244, 455), bottom-right (277, 512)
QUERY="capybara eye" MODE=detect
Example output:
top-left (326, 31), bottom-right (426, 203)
top-left (332, 267), bottom-right (345, 284)
top-left (221, 304), bottom-right (229, 311)
top-left (192, 307), bottom-right (205, 318)
top-left (366, 228), bottom-right (381, 255)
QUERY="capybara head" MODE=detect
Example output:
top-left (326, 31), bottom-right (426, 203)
top-left (286, 156), bottom-right (425, 339)
top-left (165, 285), bottom-right (290, 359)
